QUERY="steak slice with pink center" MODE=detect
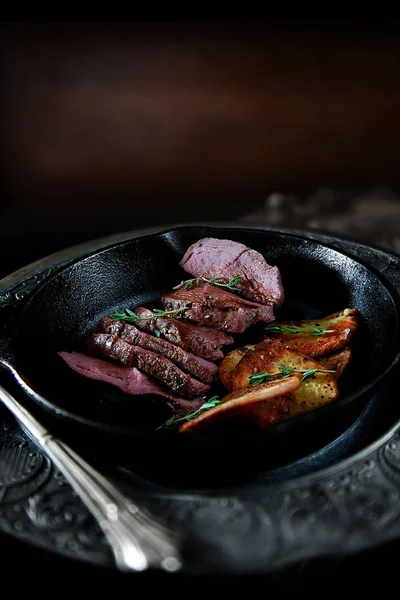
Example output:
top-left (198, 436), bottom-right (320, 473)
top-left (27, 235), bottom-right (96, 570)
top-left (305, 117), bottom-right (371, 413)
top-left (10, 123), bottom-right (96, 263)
top-left (85, 333), bottom-right (210, 398)
top-left (58, 351), bottom-right (204, 415)
top-left (161, 282), bottom-right (275, 333)
top-left (179, 237), bottom-right (284, 307)
top-left (97, 316), bottom-right (218, 384)
top-left (133, 307), bottom-right (234, 360)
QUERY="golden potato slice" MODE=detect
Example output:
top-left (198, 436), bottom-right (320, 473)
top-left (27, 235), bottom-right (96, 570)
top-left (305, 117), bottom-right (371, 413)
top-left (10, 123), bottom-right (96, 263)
top-left (244, 395), bottom-right (296, 428)
top-left (245, 399), bottom-right (293, 429)
top-left (244, 345), bottom-right (352, 429)
top-left (263, 308), bottom-right (359, 357)
top-left (243, 346), bottom-right (353, 429)
top-left (230, 338), bottom-right (339, 416)
top-left (219, 344), bottom-right (255, 391)
top-left (319, 347), bottom-right (352, 379)
top-left (178, 376), bottom-right (301, 433)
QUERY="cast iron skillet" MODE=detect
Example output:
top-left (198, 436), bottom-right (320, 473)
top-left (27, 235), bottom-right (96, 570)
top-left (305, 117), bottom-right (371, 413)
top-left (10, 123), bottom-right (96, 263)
top-left (3, 226), bottom-right (400, 488)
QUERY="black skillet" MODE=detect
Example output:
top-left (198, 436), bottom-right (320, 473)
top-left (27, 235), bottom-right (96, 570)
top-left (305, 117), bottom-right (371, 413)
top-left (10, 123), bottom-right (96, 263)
top-left (2, 225), bottom-right (400, 489)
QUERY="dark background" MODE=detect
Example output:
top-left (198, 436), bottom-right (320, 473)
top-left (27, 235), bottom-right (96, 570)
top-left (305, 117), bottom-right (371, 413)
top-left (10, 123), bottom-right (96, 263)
top-left (1, 20), bottom-right (400, 590)
top-left (2, 20), bottom-right (400, 277)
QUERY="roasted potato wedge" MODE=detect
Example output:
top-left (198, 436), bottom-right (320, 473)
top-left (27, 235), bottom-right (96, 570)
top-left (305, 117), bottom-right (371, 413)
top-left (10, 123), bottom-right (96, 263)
top-left (211, 308), bottom-right (357, 431)
top-left (245, 398), bottom-right (294, 429)
top-left (230, 338), bottom-right (339, 416)
top-left (319, 347), bottom-right (352, 379)
top-left (263, 308), bottom-right (359, 357)
top-left (243, 345), bottom-right (352, 429)
top-left (219, 344), bottom-right (255, 391)
top-left (179, 376), bottom-right (300, 433)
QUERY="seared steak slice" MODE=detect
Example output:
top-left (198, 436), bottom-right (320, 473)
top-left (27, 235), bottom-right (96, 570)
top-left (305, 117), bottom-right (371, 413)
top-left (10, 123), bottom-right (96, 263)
top-left (161, 282), bottom-right (275, 333)
top-left (97, 317), bottom-right (218, 384)
top-left (85, 333), bottom-right (210, 398)
top-left (58, 351), bottom-right (204, 415)
top-left (133, 307), bottom-right (234, 360)
top-left (179, 237), bottom-right (284, 307)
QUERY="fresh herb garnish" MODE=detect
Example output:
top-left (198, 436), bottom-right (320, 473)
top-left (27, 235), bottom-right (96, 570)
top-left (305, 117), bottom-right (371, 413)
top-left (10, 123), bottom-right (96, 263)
top-left (264, 324), bottom-right (335, 336)
top-left (173, 275), bottom-right (243, 293)
top-left (248, 362), bottom-right (336, 386)
top-left (155, 396), bottom-right (221, 430)
top-left (110, 302), bottom-right (191, 324)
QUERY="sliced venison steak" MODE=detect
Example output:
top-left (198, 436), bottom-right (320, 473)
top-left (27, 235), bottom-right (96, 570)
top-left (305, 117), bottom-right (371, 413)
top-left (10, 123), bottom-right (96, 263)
top-left (97, 317), bottom-right (218, 384)
top-left (161, 282), bottom-right (275, 333)
top-left (179, 237), bottom-right (284, 307)
top-left (133, 307), bottom-right (234, 360)
top-left (85, 333), bottom-right (210, 398)
top-left (58, 351), bottom-right (204, 415)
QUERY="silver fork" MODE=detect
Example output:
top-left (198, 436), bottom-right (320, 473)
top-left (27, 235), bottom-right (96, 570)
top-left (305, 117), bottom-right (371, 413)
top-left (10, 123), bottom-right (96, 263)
top-left (0, 383), bottom-right (182, 573)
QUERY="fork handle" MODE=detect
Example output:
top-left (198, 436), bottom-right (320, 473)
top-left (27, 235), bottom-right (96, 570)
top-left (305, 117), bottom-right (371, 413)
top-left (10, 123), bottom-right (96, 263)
top-left (0, 384), bottom-right (182, 573)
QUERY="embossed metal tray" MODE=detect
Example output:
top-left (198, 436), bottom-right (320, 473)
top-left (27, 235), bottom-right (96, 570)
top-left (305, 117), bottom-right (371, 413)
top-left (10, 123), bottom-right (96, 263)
top-left (0, 224), bottom-right (399, 575)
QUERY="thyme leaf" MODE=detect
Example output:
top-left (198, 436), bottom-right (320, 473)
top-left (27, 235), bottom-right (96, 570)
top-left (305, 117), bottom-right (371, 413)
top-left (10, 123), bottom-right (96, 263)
top-left (264, 324), bottom-right (335, 336)
top-left (264, 325), bottom-right (303, 335)
top-left (110, 302), bottom-right (191, 324)
top-left (248, 362), bottom-right (336, 386)
top-left (110, 308), bottom-right (141, 323)
top-left (155, 396), bottom-right (221, 430)
top-left (173, 275), bottom-right (243, 293)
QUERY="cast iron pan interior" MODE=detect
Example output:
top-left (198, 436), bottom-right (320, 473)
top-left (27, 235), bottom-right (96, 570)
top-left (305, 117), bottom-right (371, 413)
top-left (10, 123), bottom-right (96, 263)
top-left (12, 226), bottom-right (400, 488)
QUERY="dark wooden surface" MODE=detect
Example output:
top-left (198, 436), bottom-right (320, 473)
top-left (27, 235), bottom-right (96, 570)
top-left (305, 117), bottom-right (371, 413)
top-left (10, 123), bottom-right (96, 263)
top-left (1, 21), bottom-right (400, 278)
top-left (3, 21), bottom-right (400, 194)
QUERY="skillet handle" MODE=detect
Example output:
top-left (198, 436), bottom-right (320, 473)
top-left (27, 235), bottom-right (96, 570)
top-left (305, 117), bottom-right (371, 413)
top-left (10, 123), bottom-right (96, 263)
top-left (0, 384), bottom-right (182, 573)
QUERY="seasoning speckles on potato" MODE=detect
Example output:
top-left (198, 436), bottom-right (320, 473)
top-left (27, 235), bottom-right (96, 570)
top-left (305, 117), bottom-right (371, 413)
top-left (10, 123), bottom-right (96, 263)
top-left (219, 344), bottom-right (255, 391)
top-left (229, 338), bottom-right (339, 420)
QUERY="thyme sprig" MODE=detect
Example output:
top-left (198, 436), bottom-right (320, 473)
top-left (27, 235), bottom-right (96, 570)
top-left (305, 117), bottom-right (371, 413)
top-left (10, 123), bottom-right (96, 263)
top-left (110, 302), bottom-right (191, 324)
top-left (264, 324), bottom-right (335, 336)
top-left (173, 275), bottom-right (243, 293)
top-left (249, 362), bottom-right (336, 386)
top-left (155, 396), bottom-right (221, 430)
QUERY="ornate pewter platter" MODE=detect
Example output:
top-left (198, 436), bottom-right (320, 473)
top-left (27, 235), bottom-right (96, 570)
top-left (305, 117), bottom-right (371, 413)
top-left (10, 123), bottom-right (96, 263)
top-left (0, 223), bottom-right (399, 575)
